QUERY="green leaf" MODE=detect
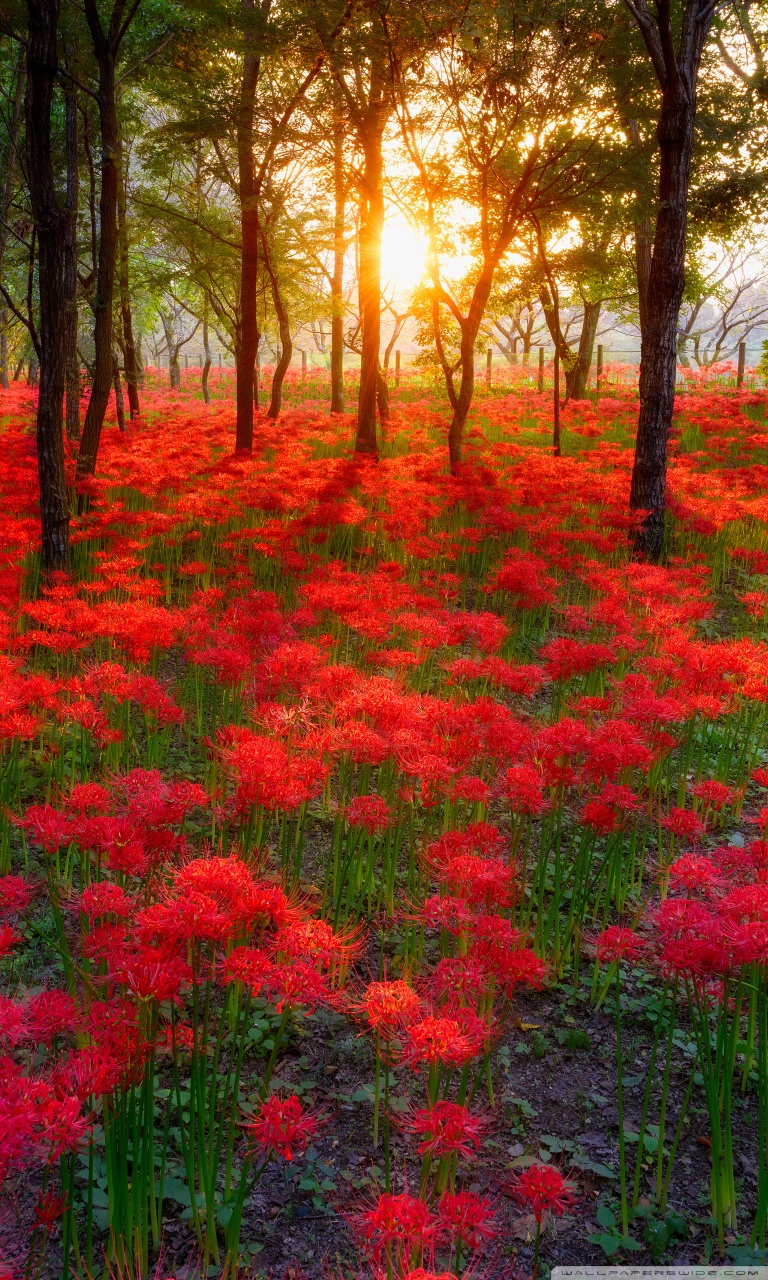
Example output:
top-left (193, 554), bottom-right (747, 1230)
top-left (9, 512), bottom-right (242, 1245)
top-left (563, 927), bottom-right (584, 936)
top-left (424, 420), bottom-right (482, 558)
top-left (596, 1204), bottom-right (615, 1229)
top-left (587, 1232), bottom-right (621, 1257)
top-left (162, 1177), bottom-right (192, 1207)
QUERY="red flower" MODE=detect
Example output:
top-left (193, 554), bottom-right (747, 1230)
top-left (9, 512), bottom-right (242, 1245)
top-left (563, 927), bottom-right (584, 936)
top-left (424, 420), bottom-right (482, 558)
top-left (362, 980), bottom-right (421, 1036)
top-left (508, 1163), bottom-right (575, 1222)
top-left (437, 1190), bottom-right (495, 1247)
top-left (595, 926), bottom-right (645, 965)
top-left (345, 795), bottom-right (392, 833)
top-left (356, 1191), bottom-right (435, 1261)
top-left (404, 1010), bottom-right (487, 1068)
top-left (403, 1101), bottom-right (487, 1159)
top-left (249, 1094), bottom-right (318, 1161)
top-left (32, 1188), bottom-right (68, 1233)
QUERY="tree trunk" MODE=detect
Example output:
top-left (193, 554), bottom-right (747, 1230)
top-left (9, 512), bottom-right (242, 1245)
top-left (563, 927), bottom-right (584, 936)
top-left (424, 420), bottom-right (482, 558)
top-left (235, 0), bottom-right (267, 451)
top-left (117, 128), bottom-right (140, 418)
top-left (202, 304), bottom-right (212, 404)
top-left (356, 120), bottom-right (385, 455)
top-left (376, 361), bottom-right (389, 422)
top-left (330, 97), bottom-right (345, 414)
top-left (25, 0), bottom-right (71, 574)
top-left (630, 96), bottom-right (695, 558)
top-left (634, 218), bottom-right (652, 338)
top-left (63, 48), bottom-right (80, 440)
top-left (112, 350), bottom-right (125, 430)
top-left (567, 300), bottom-right (602, 401)
top-left (76, 32), bottom-right (119, 479)
top-left (0, 46), bottom-right (25, 394)
top-left (263, 231), bottom-right (291, 419)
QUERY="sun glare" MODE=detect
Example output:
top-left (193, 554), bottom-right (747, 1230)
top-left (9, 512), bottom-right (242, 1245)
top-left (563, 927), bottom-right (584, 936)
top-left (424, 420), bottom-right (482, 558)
top-left (380, 209), bottom-right (428, 297)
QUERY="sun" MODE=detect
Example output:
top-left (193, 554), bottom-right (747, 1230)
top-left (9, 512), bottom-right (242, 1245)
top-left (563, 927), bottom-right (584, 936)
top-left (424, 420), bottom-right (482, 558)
top-left (380, 208), bottom-right (428, 298)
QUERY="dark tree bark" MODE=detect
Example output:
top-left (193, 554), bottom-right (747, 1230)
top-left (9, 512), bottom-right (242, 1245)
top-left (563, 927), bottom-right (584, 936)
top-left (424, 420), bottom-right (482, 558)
top-left (356, 108), bottom-right (386, 454)
top-left (112, 349), bottom-right (125, 430)
top-left (330, 94), bottom-right (346, 414)
top-left (117, 128), bottom-right (140, 417)
top-left (202, 300), bottom-right (212, 404)
top-left (262, 228), bottom-right (291, 419)
top-left (622, 0), bottom-right (718, 558)
top-left (235, 0), bottom-right (270, 451)
top-left (63, 39), bottom-right (80, 439)
top-left (0, 45), bottom-right (25, 391)
top-left (25, 0), bottom-right (71, 573)
top-left (77, 0), bottom-right (140, 480)
top-left (568, 300), bottom-right (602, 401)
top-left (634, 218), bottom-right (652, 336)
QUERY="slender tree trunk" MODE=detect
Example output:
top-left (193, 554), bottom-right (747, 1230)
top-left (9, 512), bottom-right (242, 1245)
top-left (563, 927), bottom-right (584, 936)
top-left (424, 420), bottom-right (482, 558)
top-left (623, 0), bottom-right (715, 558)
top-left (112, 349), bottom-right (125, 430)
top-left (117, 128), bottom-right (140, 418)
top-left (376, 361), bottom-right (389, 422)
top-left (262, 230), bottom-right (291, 418)
top-left (630, 96), bottom-right (695, 557)
top-left (63, 45), bottom-right (80, 439)
top-left (446, 268), bottom-right (497, 468)
top-left (202, 302), bottom-right (212, 404)
top-left (567, 300), bottom-right (602, 401)
top-left (635, 218), bottom-right (652, 338)
top-left (77, 34), bottom-right (119, 478)
top-left (0, 46), bottom-right (25, 393)
top-left (330, 97), bottom-right (346, 414)
top-left (25, 0), bottom-right (71, 573)
top-left (235, 0), bottom-right (269, 451)
top-left (356, 119), bottom-right (385, 455)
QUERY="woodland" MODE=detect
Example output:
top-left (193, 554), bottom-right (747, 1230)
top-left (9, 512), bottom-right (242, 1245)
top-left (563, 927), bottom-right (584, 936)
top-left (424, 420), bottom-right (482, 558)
top-left (5, 1), bottom-right (768, 1278)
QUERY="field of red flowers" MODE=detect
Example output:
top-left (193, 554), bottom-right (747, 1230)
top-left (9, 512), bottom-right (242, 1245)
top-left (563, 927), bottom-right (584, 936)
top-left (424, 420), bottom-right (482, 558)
top-left (4, 368), bottom-right (768, 1279)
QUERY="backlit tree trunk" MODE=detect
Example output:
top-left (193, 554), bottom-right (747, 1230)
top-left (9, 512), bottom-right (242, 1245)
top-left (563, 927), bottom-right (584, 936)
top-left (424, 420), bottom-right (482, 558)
top-left (117, 129), bottom-right (140, 418)
top-left (235, 0), bottom-right (269, 451)
top-left (63, 48), bottom-right (80, 439)
top-left (262, 229), bottom-right (291, 419)
top-left (77, 2), bottom-right (122, 479)
top-left (0, 46), bottom-right (25, 392)
top-left (356, 118), bottom-right (385, 455)
top-left (25, 0), bottom-right (71, 573)
top-left (330, 98), bottom-right (345, 414)
top-left (567, 300), bottom-right (602, 401)
top-left (623, 0), bottom-right (717, 559)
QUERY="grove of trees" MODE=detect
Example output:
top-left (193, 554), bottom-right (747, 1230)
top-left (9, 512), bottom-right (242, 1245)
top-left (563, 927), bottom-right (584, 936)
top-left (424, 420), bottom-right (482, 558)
top-left (1, 0), bottom-right (767, 569)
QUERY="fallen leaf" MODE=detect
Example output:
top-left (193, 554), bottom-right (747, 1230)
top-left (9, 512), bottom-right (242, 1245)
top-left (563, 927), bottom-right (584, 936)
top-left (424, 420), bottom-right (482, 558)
top-left (519, 1022), bottom-right (541, 1031)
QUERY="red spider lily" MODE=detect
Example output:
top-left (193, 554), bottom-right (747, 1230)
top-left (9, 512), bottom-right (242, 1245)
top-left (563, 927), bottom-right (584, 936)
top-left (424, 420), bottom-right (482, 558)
top-left (507, 1163), bottom-right (576, 1222)
top-left (76, 881), bottom-right (134, 919)
top-left (221, 946), bottom-right (275, 993)
top-left (361, 979), bottom-right (421, 1035)
top-left (355, 1191), bottom-right (436, 1262)
top-left (595, 926), bottom-right (646, 965)
top-left (345, 795), bottom-right (392, 833)
top-left (662, 806), bottom-right (706, 842)
top-left (436, 1191), bottom-right (495, 1248)
top-left (267, 960), bottom-right (333, 1013)
top-left (272, 918), bottom-right (364, 968)
top-left (402, 1101), bottom-right (487, 1159)
top-left (0, 924), bottom-right (21, 956)
top-left (690, 779), bottom-right (733, 810)
top-left (404, 1010), bottom-right (488, 1068)
top-left (668, 853), bottom-right (722, 895)
top-left (32, 1188), bottom-right (68, 1233)
top-left (482, 945), bottom-right (547, 998)
top-left (249, 1094), bottom-right (319, 1161)
top-left (0, 875), bottom-right (33, 914)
